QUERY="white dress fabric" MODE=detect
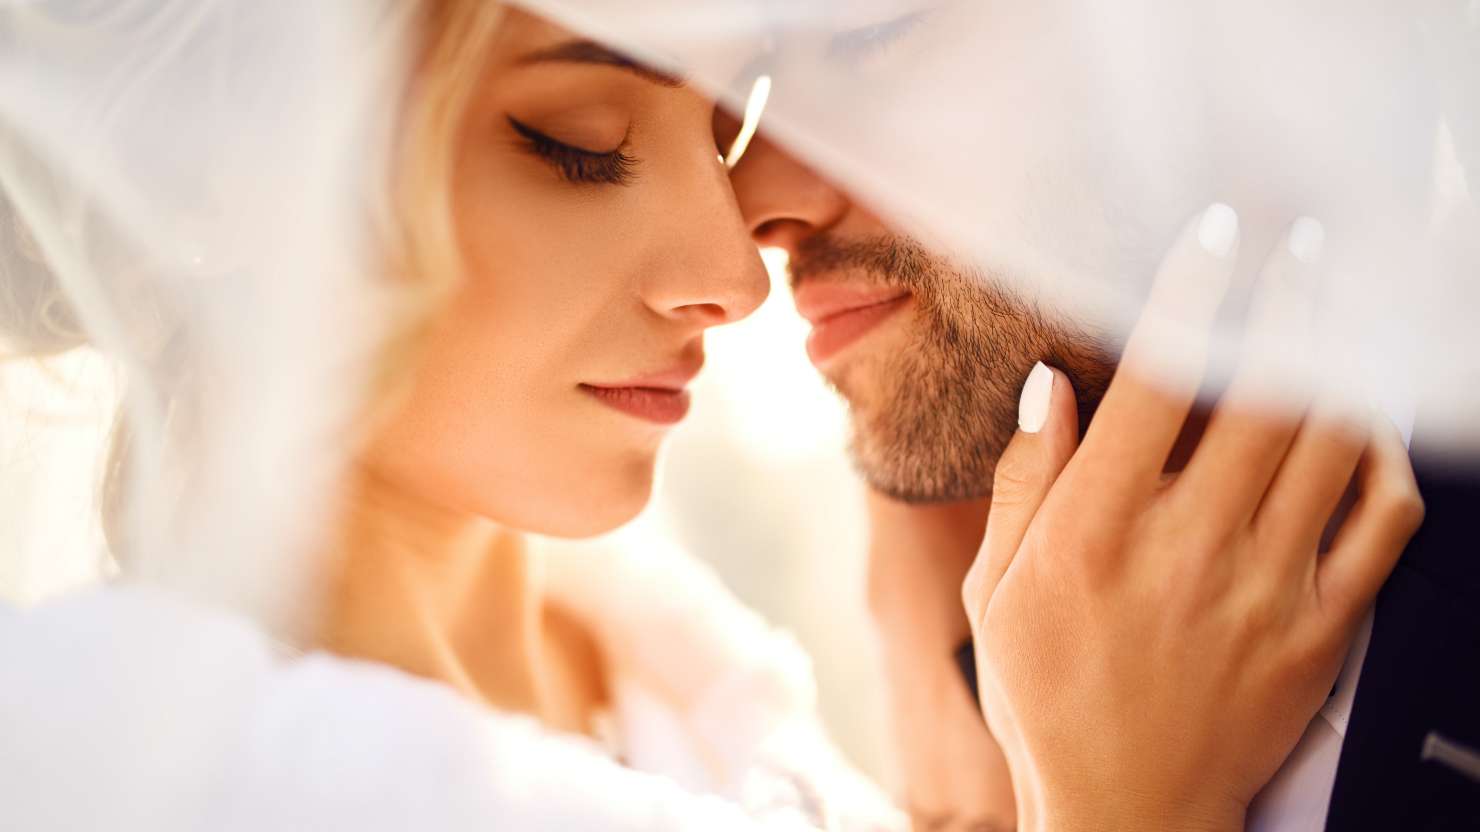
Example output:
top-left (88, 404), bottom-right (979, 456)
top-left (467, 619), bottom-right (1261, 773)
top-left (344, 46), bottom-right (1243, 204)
top-left (0, 543), bottom-right (903, 832)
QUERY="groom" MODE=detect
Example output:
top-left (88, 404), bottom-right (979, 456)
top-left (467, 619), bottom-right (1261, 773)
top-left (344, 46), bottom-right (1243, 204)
top-left (727, 138), bottom-right (1480, 831)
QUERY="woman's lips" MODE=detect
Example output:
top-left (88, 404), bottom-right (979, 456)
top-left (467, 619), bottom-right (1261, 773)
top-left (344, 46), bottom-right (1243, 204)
top-left (580, 359), bottom-right (701, 426)
top-left (794, 283), bottom-right (912, 366)
top-left (581, 385), bottom-right (692, 425)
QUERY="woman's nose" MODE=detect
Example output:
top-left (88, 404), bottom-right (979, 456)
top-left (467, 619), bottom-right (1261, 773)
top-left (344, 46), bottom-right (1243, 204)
top-left (642, 157), bottom-right (770, 328)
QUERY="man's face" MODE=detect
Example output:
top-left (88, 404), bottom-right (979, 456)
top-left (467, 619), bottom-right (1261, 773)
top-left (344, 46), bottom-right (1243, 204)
top-left (715, 0), bottom-right (1436, 502)
top-left (730, 136), bottom-right (1115, 503)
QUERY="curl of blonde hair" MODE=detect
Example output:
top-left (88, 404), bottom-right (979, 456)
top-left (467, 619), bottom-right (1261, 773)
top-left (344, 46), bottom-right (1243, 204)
top-left (370, 0), bottom-right (509, 413)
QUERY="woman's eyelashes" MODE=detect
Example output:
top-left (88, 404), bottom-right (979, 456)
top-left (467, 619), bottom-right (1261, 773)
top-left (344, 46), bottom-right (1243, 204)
top-left (507, 115), bottom-right (636, 186)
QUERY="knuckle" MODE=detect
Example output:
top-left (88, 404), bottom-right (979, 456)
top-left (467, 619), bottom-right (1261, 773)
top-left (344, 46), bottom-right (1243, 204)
top-left (961, 562), bottom-right (985, 618)
top-left (1241, 590), bottom-right (1287, 633)
top-left (1398, 492), bottom-right (1426, 533)
top-left (1048, 532), bottom-right (1115, 589)
top-left (1184, 524), bottom-right (1236, 568)
top-left (990, 453), bottom-right (1045, 508)
top-left (1375, 479), bottom-right (1426, 533)
top-left (1277, 638), bottom-right (1340, 696)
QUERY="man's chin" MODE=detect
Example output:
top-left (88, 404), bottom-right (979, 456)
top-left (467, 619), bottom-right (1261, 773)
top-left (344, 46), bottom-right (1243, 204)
top-left (863, 474), bottom-right (993, 506)
top-left (845, 413), bottom-right (1005, 506)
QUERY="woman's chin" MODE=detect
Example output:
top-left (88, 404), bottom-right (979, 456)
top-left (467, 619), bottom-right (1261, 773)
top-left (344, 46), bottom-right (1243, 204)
top-left (518, 463), bottom-right (655, 539)
top-left (535, 504), bottom-right (647, 539)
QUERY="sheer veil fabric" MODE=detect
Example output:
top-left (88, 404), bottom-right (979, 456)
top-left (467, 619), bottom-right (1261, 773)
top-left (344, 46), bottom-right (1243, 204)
top-left (0, 1), bottom-right (410, 631)
top-left (2, 0), bottom-right (1475, 673)
top-left (529, 0), bottom-right (1480, 447)
top-left (0, 0), bottom-right (1475, 829)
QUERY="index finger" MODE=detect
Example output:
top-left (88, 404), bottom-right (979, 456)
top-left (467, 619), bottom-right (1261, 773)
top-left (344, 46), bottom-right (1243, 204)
top-left (1076, 202), bottom-right (1241, 498)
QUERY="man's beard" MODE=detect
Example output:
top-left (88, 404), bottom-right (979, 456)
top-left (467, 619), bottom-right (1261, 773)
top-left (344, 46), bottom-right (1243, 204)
top-left (791, 233), bottom-right (1116, 503)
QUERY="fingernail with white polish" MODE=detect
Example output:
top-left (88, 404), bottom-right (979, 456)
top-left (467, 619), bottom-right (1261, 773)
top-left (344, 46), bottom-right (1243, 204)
top-left (1288, 216), bottom-right (1326, 264)
top-left (1018, 361), bottom-right (1054, 434)
top-left (1197, 202), bottom-right (1240, 259)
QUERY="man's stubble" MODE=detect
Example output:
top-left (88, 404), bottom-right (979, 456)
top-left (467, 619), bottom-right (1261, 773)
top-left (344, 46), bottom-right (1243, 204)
top-left (793, 234), bottom-right (1116, 503)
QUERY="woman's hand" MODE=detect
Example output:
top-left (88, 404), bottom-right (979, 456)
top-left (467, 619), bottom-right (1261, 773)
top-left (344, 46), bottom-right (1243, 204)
top-left (961, 205), bottom-right (1425, 831)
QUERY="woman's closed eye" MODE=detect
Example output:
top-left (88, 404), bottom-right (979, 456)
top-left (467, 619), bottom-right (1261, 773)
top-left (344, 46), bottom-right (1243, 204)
top-left (507, 115), bottom-right (637, 186)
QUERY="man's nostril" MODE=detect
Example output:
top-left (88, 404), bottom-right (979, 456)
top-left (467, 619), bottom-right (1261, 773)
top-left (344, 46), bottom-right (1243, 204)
top-left (754, 219), bottom-right (785, 239)
top-left (753, 217), bottom-right (806, 247)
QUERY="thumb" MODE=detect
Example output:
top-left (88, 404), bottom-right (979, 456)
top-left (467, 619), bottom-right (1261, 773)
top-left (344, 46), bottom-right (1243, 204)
top-left (963, 362), bottom-right (1081, 621)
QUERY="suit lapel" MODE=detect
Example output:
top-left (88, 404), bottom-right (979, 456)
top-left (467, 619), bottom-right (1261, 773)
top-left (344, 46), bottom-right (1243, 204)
top-left (1324, 456), bottom-right (1480, 830)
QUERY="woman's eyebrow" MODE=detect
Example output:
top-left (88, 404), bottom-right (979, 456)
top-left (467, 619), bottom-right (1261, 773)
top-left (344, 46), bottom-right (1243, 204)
top-left (517, 40), bottom-right (684, 88)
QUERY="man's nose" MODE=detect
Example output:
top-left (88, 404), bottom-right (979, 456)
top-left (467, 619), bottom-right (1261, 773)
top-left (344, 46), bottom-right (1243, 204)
top-left (730, 132), bottom-right (850, 254)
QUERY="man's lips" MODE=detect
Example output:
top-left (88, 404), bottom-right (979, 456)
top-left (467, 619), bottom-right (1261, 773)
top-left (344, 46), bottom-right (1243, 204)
top-left (580, 360), bottom-right (702, 426)
top-left (793, 282), bottom-right (911, 366)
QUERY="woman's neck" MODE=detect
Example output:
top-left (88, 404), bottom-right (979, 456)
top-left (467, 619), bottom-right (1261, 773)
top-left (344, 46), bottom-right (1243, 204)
top-left (320, 468), bottom-right (548, 717)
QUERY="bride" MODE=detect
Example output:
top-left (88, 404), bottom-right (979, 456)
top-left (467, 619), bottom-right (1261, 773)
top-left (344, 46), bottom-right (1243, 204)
top-left (0, 2), bottom-right (1422, 830)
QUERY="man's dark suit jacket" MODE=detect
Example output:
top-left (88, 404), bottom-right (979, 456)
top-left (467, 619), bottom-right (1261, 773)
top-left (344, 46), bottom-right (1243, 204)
top-left (1325, 451), bottom-right (1480, 830)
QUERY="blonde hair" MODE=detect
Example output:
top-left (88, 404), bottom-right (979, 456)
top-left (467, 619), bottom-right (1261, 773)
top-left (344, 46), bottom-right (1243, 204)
top-left (395, 0), bottom-right (507, 295)
top-left (0, 0), bottom-right (513, 570)
top-left (359, 0), bottom-right (510, 420)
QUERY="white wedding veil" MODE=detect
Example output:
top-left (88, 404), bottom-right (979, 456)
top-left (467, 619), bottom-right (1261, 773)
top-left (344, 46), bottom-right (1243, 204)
top-left (527, 0), bottom-right (1480, 449)
top-left (3, 0), bottom-right (1476, 624)
top-left (0, 1), bottom-right (1472, 829)
top-left (0, 0), bottom-right (412, 629)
